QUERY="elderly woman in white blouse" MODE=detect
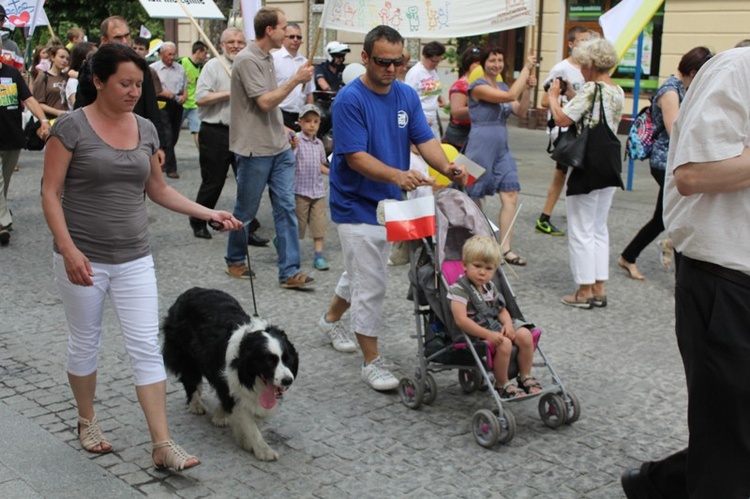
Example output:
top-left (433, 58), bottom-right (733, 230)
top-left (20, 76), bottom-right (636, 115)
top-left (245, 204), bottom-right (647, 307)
top-left (547, 38), bottom-right (625, 310)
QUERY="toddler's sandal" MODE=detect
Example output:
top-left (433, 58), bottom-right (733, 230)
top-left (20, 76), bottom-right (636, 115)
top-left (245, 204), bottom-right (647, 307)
top-left (517, 375), bottom-right (543, 395)
top-left (496, 381), bottom-right (524, 399)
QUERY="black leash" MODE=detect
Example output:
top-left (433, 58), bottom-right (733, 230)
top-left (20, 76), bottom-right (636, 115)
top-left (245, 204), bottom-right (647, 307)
top-left (209, 219), bottom-right (260, 317)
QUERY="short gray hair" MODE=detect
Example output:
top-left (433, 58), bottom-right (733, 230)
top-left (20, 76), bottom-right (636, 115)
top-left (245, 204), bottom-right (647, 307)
top-left (161, 41), bottom-right (177, 52)
top-left (572, 38), bottom-right (618, 72)
top-left (220, 27), bottom-right (244, 43)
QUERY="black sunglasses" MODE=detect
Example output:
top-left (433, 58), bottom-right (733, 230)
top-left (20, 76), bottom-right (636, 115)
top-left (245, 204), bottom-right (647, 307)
top-left (286, 35), bottom-right (303, 40)
top-left (372, 56), bottom-right (406, 68)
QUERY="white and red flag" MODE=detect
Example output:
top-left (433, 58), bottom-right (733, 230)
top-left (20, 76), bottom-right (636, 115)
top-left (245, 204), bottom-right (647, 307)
top-left (139, 25), bottom-right (152, 39)
top-left (384, 196), bottom-right (436, 242)
top-left (453, 154), bottom-right (486, 187)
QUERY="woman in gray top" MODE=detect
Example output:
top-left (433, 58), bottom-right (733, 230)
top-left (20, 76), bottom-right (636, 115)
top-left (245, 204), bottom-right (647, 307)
top-left (41, 44), bottom-right (242, 471)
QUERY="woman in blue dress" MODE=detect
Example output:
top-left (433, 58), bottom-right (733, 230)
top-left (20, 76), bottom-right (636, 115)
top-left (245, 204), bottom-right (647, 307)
top-left (465, 46), bottom-right (536, 266)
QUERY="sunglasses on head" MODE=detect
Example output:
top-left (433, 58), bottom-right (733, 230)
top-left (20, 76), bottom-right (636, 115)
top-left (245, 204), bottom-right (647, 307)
top-left (286, 35), bottom-right (303, 40)
top-left (371, 56), bottom-right (406, 68)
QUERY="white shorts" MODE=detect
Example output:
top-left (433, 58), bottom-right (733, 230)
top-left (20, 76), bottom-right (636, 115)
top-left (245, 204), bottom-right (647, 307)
top-left (335, 223), bottom-right (392, 337)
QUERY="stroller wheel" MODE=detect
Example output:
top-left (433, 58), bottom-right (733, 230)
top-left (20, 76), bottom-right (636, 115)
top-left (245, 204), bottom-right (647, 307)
top-left (472, 409), bottom-right (500, 448)
top-left (496, 407), bottom-right (516, 444)
top-left (458, 369), bottom-right (480, 393)
top-left (422, 373), bottom-right (438, 405)
top-left (563, 390), bottom-right (581, 424)
top-left (399, 376), bottom-right (423, 409)
top-left (538, 393), bottom-right (568, 429)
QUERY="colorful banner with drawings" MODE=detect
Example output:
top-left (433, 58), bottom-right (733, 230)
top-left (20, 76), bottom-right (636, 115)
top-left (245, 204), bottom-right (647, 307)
top-left (320, 0), bottom-right (535, 38)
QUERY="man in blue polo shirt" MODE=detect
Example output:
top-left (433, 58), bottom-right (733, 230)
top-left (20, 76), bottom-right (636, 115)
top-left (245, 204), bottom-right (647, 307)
top-left (318, 25), bottom-right (467, 391)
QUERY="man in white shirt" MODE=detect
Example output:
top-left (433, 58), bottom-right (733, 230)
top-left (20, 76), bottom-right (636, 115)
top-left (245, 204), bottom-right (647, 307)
top-left (535, 26), bottom-right (590, 236)
top-left (621, 47), bottom-right (750, 499)
top-left (404, 41), bottom-right (446, 139)
top-left (151, 42), bottom-right (187, 178)
top-left (189, 27), bottom-right (266, 246)
top-left (273, 22), bottom-right (314, 132)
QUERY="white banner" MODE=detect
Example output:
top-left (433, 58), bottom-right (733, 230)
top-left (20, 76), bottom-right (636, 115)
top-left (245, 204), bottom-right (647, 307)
top-left (320, 0), bottom-right (535, 38)
top-left (138, 0), bottom-right (225, 20)
top-left (1, 0), bottom-right (48, 34)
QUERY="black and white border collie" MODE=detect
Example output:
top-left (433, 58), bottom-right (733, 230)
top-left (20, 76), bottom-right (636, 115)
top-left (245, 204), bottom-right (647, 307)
top-left (162, 287), bottom-right (299, 461)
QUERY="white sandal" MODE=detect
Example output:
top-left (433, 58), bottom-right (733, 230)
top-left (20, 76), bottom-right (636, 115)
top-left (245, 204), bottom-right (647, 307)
top-left (152, 439), bottom-right (200, 471)
top-left (77, 414), bottom-right (112, 454)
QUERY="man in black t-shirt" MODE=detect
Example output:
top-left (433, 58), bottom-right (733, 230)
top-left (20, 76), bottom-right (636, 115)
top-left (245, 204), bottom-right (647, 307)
top-left (0, 61), bottom-right (50, 245)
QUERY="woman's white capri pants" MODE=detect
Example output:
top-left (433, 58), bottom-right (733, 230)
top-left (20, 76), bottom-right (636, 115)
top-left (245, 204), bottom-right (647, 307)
top-left (53, 253), bottom-right (167, 386)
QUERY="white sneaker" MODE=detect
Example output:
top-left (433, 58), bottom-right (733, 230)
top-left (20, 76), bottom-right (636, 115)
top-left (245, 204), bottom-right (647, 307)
top-left (361, 356), bottom-right (399, 391)
top-left (318, 314), bottom-right (356, 353)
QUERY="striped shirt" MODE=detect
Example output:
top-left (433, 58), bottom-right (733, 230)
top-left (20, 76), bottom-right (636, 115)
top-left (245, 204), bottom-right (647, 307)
top-left (294, 134), bottom-right (327, 199)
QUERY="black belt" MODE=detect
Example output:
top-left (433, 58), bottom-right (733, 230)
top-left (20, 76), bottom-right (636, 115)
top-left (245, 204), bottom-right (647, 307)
top-left (684, 255), bottom-right (750, 289)
top-left (201, 122), bottom-right (229, 128)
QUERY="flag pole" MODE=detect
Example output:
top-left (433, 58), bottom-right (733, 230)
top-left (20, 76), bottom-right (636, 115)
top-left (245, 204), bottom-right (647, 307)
top-left (626, 31), bottom-right (645, 191)
top-left (176, 0), bottom-right (231, 76)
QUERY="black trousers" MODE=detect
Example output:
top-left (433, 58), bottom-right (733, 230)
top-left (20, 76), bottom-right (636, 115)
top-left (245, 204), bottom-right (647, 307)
top-left (621, 167), bottom-right (665, 263)
top-left (160, 100), bottom-right (183, 174)
top-left (644, 254), bottom-right (750, 498)
top-left (190, 123), bottom-right (236, 229)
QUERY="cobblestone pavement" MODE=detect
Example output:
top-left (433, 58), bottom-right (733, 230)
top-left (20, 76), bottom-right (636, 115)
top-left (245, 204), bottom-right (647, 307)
top-left (0, 124), bottom-right (687, 498)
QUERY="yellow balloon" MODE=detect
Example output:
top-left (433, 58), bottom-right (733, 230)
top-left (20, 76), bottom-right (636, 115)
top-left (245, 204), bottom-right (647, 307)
top-left (467, 66), bottom-right (503, 85)
top-left (441, 143), bottom-right (459, 162)
top-left (428, 167), bottom-right (451, 187)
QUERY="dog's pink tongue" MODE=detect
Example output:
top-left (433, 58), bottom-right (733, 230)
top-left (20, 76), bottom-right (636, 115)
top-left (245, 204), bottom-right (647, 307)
top-left (260, 380), bottom-right (277, 409)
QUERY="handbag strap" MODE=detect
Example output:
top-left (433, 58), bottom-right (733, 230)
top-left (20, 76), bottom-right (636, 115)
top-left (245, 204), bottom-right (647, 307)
top-left (583, 82), bottom-right (600, 128)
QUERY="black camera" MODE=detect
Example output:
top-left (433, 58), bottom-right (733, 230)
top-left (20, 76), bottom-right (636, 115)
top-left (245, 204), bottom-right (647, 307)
top-left (543, 76), bottom-right (568, 95)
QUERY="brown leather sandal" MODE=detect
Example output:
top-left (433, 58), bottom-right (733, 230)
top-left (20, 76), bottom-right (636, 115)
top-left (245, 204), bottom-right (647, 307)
top-left (280, 272), bottom-right (314, 289)
top-left (152, 440), bottom-right (200, 471)
top-left (77, 414), bottom-right (112, 454)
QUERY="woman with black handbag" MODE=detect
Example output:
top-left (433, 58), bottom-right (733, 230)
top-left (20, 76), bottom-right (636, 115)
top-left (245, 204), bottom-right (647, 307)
top-left (547, 38), bottom-right (624, 309)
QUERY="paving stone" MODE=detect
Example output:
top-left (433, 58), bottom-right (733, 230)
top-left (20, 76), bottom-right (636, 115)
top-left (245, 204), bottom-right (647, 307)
top-left (0, 127), bottom-right (691, 497)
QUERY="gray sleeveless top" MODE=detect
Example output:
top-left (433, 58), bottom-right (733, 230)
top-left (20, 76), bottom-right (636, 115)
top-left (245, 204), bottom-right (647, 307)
top-left (50, 109), bottom-right (159, 264)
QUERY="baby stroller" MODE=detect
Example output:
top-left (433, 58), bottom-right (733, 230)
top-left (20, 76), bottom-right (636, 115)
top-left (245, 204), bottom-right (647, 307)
top-left (399, 188), bottom-right (581, 447)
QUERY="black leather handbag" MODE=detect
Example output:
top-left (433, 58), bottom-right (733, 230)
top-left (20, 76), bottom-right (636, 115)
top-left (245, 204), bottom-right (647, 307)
top-left (566, 83), bottom-right (624, 196)
top-left (550, 83), bottom-right (599, 170)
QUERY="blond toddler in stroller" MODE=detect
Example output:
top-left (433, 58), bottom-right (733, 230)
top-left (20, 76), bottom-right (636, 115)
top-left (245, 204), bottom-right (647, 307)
top-left (447, 235), bottom-right (541, 399)
top-left (399, 188), bottom-right (580, 447)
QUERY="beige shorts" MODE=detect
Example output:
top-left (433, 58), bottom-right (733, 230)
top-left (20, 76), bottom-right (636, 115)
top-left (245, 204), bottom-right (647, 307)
top-left (295, 195), bottom-right (328, 239)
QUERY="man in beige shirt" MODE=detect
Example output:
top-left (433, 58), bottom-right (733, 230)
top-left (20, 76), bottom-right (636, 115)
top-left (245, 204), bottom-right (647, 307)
top-left (225, 7), bottom-right (315, 288)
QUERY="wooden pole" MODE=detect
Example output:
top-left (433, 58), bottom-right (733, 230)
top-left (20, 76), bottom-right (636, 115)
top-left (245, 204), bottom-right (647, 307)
top-left (177, 0), bottom-right (231, 76)
top-left (308, 26), bottom-right (323, 67)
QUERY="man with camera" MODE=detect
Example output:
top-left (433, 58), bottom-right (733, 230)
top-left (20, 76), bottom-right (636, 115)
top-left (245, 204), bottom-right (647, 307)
top-left (536, 26), bottom-right (591, 237)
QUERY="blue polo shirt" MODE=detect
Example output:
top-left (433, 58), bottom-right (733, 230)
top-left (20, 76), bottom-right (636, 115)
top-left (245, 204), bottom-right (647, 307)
top-left (329, 78), bottom-right (434, 225)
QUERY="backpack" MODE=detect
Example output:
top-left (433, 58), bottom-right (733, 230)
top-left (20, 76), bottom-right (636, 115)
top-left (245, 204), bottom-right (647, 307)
top-left (625, 99), bottom-right (662, 161)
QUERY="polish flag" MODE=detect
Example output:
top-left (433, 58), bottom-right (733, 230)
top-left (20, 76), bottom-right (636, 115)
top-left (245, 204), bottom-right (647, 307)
top-left (384, 196), bottom-right (436, 242)
top-left (453, 154), bottom-right (486, 187)
top-left (139, 25), bottom-right (152, 39)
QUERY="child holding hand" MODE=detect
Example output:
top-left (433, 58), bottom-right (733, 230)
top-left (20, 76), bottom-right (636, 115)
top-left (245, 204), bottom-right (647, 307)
top-left (294, 104), bottom-right (330, 270)
top-left (447, 235), bottom-right (542, 399)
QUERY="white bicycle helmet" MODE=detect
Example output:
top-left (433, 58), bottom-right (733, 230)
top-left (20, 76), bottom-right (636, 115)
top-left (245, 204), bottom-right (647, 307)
top-left (325, 41), bottom-right (351, 62)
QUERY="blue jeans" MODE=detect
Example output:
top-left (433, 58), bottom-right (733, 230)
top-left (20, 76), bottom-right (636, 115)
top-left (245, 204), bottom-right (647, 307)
top-left (225, 149), bottom-right (301, 282)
